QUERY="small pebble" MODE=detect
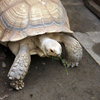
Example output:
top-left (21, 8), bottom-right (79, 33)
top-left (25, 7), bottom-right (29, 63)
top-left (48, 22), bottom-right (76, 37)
top-left (36, 67), bottom-right (38, 69)
top-left (1, 52), bottom-right (6, 59)
top-left (42, 62), bottom-right (45, 65)
top-left (30, 94), bottom-right (33, 98)
top-left (13, 83), bottom-right (15, 85)
top-left (9, 88), bottom-right (13, 91)
top-left (2, 62), bottom-right (6, 67)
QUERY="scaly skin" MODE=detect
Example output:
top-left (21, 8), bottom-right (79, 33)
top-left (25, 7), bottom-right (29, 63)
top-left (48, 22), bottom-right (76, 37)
top-left (60, 35), bottom-right (83, 67)
top-left (8, 44), bottom-right (31, 90)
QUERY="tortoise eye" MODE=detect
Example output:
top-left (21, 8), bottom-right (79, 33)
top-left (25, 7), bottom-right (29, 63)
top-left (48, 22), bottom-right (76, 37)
top-left (50, 49), bottom-right (53, 52)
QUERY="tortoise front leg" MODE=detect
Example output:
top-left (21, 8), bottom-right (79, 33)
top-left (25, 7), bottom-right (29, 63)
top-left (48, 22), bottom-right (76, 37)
top-left (60, 34), bottom-right (83, 67)
top-left (8, 44), bottom-right (31, 90)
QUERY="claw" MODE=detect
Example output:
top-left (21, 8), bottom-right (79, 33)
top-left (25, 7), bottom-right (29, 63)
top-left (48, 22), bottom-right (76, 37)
top-left (19, 87), bottom-right (22, 89)
top-left (76, 62), bottom-right (79, 66)
top-left (71, 64), bottom-right (74, 68)
top-left (10, 80), bottom-right (24, 90)
top-left (9, 77), bottom-right (13, 80)
top-left (67, 64), bottom-right (70, 67)
top-left (62, 59), bottom-right (79, 68)
top-left (16, 87), bottom-right (19, 90)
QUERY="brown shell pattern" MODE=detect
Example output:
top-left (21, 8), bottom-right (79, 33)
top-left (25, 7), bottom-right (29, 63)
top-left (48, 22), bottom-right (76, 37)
top-left (0, 0), bottom-right (73, 42)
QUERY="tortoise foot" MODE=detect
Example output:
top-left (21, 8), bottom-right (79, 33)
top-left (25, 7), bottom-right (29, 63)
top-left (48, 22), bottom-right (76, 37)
top-left (10, 80), bottom-right (24, 90)
top-left (62, 59), bottom-right (79, 67)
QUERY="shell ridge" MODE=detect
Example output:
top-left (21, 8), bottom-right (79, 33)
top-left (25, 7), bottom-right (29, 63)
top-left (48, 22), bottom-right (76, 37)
top-left (44, 0), bottom-right (65, 26)
top-left (28, 5), bottom-right (31, 28)
top-left (2, 2), bottom-right (29, 30)
top-left (56, 0), bottom-right (66, 31)
top-left (0, 0), bottom-right (23, 15)
top-left (25, 0), bottom-right (39, 6)
top-left (1, 29), bottom-right (7, 41)
top-left (39, 2), bottom-right (46, 32)
top-left (51, 0), bottom-right (63, 8)
top-left (9, 4), bottom-right (29, 41)
top-left (18, 2), bottom-right (29, 30)
top-left (44, 4), bottom-right (54, 23)
top-left (8, 13), bottom-right (21, 41)
top-left (29, 2), bottom-right (53, 31)
top-left (21, 31), bottom-right (27, 37)
top-left (9, 30), bottom-right (15, 41)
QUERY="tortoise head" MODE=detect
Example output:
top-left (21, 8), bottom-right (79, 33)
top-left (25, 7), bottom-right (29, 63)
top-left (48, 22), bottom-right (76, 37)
top-left (43, 39), bottom-right (62, 57)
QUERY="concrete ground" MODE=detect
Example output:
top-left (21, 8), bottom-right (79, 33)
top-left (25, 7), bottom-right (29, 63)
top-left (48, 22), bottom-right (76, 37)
top-left (0, 0), bottom-right (100, 100)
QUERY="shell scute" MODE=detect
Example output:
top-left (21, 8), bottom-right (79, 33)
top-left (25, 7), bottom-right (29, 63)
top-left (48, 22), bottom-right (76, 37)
top-left (45, 0), bottom-right (65, 24)
top-left (25, 0), bottom-right (39, 6)
top-left (0, 20), bottom-right (6, 40)
top-left (24, 27), bottom-right (45, 36)
top-left (0, 0), bottom-right (22, 14)
top-left (1, 2), bottom-right (29, 30)
top-left (29, 3), bottom-right (52, 27)
top-left (1, 29), bottom-right (12, 41)
top-left (9, 31), bottom-right (27, 41)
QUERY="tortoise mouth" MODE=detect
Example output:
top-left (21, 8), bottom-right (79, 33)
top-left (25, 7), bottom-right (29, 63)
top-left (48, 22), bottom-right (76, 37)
top-left (46, 52), bottom-right (61, 58)
top-left (48, 56), bottom-right (60, 60)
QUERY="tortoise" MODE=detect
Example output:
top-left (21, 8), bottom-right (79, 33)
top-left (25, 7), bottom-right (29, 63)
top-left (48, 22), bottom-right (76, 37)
top-left (0, 0), bottom-right (83, 90)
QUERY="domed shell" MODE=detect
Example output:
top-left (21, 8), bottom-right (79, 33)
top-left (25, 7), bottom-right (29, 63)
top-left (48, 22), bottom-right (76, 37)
top-left (0, 0), bottom-right (73, 42)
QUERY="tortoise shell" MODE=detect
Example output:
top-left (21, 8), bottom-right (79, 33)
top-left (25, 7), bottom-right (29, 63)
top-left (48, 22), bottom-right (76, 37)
top-left (0, 0), bottom-right (73, 42)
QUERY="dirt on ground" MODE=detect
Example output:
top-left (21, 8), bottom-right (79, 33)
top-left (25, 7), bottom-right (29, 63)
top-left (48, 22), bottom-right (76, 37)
top-left (0, 0), bottom-right (100, 100)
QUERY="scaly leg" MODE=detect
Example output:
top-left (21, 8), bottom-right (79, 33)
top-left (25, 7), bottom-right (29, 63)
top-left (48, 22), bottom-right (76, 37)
top-left (7, 44), bottom-right (31, 90)
top-left (60, 34), bottom-right (83, 67)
